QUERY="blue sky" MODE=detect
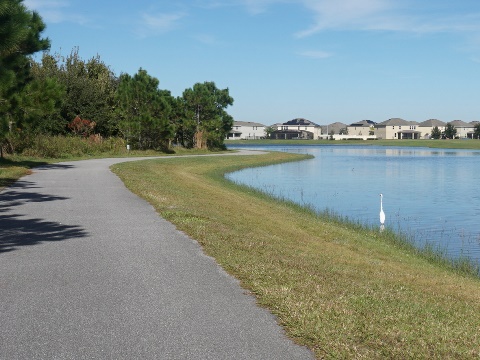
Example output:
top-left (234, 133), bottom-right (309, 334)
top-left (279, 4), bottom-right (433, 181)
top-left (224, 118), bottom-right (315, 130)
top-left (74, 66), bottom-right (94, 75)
top-left (24, 0), bottom-right (480, 125)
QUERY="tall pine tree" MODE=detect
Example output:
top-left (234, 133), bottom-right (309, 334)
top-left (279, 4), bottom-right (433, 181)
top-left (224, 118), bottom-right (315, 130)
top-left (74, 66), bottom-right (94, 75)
top-left (115, 69), bottom-right (174, 150)
top-left (0, 0), bottom-right (49, 156)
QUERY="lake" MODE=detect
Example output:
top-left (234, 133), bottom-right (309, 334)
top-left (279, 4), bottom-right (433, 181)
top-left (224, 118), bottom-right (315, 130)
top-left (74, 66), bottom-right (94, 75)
top-left (226, 144), bottom-right (480, 266)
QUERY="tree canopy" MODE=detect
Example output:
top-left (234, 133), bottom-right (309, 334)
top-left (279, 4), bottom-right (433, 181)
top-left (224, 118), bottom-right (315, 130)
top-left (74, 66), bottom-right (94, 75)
top-left (0, 0), bottom-right (50, 154)
top-left (444, 123), bottom-right (457, 139)
top-left (181, 82), bottom-right (233, 149)
top-left (115, 69), bottom-right (174, 150)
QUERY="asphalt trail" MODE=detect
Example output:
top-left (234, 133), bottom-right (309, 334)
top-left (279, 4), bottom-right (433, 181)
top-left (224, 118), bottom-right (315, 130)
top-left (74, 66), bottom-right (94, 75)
top-left (0, 152), bottom-right (313, 359)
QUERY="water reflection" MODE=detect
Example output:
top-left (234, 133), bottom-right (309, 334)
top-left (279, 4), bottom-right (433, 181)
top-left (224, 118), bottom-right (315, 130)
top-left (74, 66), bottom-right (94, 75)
top-left (227, 145), bottom-right (480, 266)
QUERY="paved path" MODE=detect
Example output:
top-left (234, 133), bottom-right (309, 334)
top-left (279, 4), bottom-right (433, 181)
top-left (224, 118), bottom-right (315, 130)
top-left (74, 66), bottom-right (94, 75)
top-left (0, 152), bottom-right (313, 359)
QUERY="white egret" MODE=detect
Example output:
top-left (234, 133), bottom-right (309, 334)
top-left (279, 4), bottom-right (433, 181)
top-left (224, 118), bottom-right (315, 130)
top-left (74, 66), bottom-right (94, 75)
top-left (379, 193), bottom-right (385, 225)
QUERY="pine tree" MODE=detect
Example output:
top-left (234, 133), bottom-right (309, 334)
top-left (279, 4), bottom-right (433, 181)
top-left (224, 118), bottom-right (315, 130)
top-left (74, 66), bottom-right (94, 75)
top-left (0, 0), bottom-right (49, 156)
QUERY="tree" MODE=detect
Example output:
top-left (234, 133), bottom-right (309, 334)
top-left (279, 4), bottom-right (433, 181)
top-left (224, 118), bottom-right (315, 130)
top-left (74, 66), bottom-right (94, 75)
top-left (264, 126), bottom-right (275, 139)
top-left (115, 69), bottom-right (174, 150)
top-left (444, 123), bottom-right (457, 139)
top-left (0, 0), bottom-right (50, 156)
top-left (473, 123), bottom-right (480, 139)
top-left (181, 82), bottom-right (233, 149)
top-left (58, 49), bottom-right (118, 136)
top-left (430, 126), bottom-right (442, 139)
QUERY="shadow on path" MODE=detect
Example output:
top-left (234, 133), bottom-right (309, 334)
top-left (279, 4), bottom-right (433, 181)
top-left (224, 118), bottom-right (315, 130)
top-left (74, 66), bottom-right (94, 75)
top-left (0, 215), bottom-right (88, 253)
top-left (0, 176), bottom-right (88, 253)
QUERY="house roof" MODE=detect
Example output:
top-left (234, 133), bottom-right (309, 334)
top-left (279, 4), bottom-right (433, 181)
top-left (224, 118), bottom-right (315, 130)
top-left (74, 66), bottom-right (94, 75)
top-left (321, 122), bottom-right (347, 134)
top-left (348, 120), bottom-right (375, 127)
top-left (283, 118), bottom-right (320, 127)
top-left (418, 119), bottom-right (446, 127)
top-left (376, 118), bottom-right (411, 126)
top-left (450, 120), bottom-right (472, 127)
top-left (233, 121), bottom-right (266, 127)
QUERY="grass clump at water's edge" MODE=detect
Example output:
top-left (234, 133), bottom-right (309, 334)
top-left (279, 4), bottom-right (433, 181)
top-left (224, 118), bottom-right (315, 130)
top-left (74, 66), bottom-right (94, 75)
top-left (112, 152), bottom-right (480, 359)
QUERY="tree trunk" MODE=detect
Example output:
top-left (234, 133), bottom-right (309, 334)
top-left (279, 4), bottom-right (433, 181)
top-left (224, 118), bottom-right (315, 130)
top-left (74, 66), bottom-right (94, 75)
top-left (194, 130), bottom-right (207, 149)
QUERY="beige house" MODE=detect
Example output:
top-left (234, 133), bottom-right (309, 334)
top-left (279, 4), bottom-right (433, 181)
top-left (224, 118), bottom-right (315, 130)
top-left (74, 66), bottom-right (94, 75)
top-left (417, 119), bottom-right (446, 139)
top-left (375, 118), bottom-right (421, 139)
top-left (347, 120), bottom-right (375, 136)
top-left (450, 120), bottom-right (474, 139)
top-left (321, 122), bottom-right (347, 136)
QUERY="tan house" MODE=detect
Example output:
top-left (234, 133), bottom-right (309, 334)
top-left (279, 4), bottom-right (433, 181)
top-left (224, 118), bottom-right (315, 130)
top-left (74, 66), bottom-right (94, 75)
top-left (450, 120), bottom-right (474, 139)
top-left (375, 118), bottom-right (421, 139)
top-left (321, 122), bottom-right (347, 136)
top-left (417, 119), bottom-right (446, 139)
top-left (347, 120), bottom-right (375, 136)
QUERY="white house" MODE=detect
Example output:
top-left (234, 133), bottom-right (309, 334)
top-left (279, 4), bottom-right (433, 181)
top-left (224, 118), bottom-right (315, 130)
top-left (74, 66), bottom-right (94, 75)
top-left (227, 121), bottom-right (266, 140)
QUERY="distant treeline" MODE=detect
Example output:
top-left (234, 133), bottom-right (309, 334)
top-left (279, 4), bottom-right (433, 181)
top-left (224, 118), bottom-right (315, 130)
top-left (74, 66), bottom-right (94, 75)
top-left (0, 0), bottom-right (234, 156)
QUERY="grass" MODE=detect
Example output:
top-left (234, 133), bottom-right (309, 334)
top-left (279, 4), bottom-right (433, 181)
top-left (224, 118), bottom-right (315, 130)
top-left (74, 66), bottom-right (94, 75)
top-left (111, 152), bottom-right (480, 359)
top-left (226, 138), bottom-right (480, 150)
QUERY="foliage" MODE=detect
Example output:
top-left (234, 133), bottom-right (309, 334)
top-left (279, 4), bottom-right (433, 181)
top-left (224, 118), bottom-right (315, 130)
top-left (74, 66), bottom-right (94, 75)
top-left (29, 49), bottom-right (119, 137)
top-left (0, 0), bottom-right (49, 156)
top-left (264, 126), bottom-right (275, 139)
top-left (68, 115), bottom-right (95, 136)
top-left (444, 123), bottom-right (457, 139)
top-left (8, 134), bottom-right (126, 158)
top-left (473, 123), bottom-right (480, 139)
top-left (430, 125), bottom-right (442, 139)
top-left (115, 69), bottom-right (174, 151)
top-left (181, 81), bottom-right (233, 149)
top-left (0, 3), bottom-right (233, 156)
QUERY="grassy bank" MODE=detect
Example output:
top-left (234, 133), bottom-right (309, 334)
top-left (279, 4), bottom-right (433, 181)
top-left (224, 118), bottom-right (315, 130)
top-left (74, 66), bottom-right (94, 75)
top-left (112, 152), bottom-right (480, 359)
top-left (226, 138), bottom-right (480, 150)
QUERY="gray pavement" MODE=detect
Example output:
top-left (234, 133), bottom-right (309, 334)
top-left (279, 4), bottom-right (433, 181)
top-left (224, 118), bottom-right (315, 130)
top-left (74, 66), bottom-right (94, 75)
top-left (0, 153), bottom-right (313, 359)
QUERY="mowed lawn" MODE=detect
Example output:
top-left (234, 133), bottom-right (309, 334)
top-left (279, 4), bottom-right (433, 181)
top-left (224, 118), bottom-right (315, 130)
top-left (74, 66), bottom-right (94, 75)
top-left (112, 151), bottom-right (480, 359)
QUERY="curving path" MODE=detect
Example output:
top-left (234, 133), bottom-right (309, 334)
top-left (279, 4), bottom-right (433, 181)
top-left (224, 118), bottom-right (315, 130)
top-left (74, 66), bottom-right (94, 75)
top-left (0, 152), bottom-right (313, 359)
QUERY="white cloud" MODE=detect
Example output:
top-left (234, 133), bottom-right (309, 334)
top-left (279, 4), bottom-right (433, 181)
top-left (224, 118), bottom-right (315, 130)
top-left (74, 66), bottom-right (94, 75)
top-left (137, 12), bottom-right (187, 37)
top-left (296, 0), bottom-right (396, 36)
top-left (296, 0), bottom-right (480, 37)
top-left (298, 50), bottom-right (333, 59)
top-left (24, 0), bottom-right (88, 24)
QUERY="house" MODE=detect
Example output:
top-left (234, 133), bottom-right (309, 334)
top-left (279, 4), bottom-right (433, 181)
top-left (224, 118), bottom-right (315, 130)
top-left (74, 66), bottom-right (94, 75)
top-left (450, 120), bottom-right (474, 139)
top-left (468, 121), bottom-right (480, 139)
top-left (270, 129), bottom-right (314, 140)
top-left (271, 118), bottom-right (322, 139)
top-left (347, 120), bottom-right (376, 136)
top-left (321, 122), bottom-right (348, 137)
top-left (417, 119), bottom-right (446, 139)
top-left (375, 118), bottom-right (421, 139)
top-left (227, 121), bottom-right (266, 140)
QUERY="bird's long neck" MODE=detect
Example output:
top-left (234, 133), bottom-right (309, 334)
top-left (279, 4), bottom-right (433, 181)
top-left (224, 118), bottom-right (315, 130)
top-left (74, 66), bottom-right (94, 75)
top-left (380, 196), bottom-right (383, 211)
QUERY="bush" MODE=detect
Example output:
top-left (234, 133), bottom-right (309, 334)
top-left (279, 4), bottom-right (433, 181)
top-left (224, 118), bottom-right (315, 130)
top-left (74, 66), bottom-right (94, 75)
top-left (7, 133), bottom-right (127, 158)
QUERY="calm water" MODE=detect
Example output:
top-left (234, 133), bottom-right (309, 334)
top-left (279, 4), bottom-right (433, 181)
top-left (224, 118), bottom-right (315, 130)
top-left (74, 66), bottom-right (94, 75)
top-left (227, 144), bottom-right (480, 265)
